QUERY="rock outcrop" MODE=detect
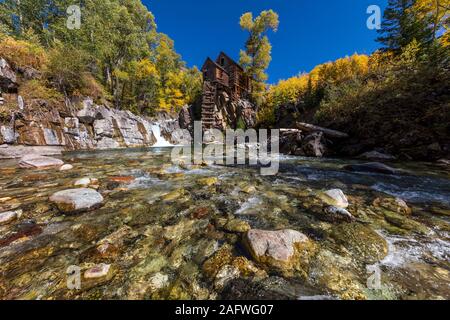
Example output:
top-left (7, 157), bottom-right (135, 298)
top-left (0, 96), bottom-right (188, 158)
top-left (279, 129), bottom-right (330, 158)
top-left (0, 58), bottom-right (17, 89)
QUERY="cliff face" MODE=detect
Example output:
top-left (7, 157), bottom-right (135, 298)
top-left (0, 98), bottom-right (186, 158)
top-left (0, 57), bottom-right (192, 158)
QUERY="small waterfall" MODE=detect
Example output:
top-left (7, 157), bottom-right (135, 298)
top-left (150, 123), bottom-right (173, 147)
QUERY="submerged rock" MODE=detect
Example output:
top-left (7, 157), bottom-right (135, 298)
top-left (74, 177), bottom-right (99, 188)
top-left (203, 245), bottom-right (234, 279)
top-left (49, 188), bottom-right (104, 214)
top-left (84, 263), bottom-right (112, 279)
top-left (244, 229), bottom-right (314, 274)
top-left (330, 223), bottom-right (388, 264)
top-left (197, 177), bottom-right (218, 187)
top-left (224, 219), bottom-right (251, 233)
top-left (108, 176), bottom-right (136, 184)
top-left (344, 162), bottom-right (398, 175)
top-left (19, 154), bottom-right (64, 169)
top-left (148, 272), bottom-right (170, 291)
top-left (0, 209), bottom-right (22, 225)
top-left (319, 189), bottom-right (349, 209)
top-left (382, 210), bottom-right (429, 235)
top-left (373, 197), bottom-right (412, 216)
top-left (214, 265), bottom-right (240, 290)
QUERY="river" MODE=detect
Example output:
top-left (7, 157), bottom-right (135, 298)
top-left (0, 148), bottom-right (448, 300)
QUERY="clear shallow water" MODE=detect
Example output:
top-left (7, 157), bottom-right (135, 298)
top-left (0, 148), bottom-right (449, 300)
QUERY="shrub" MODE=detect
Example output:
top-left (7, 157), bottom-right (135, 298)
top-left (0, 35), bottom-right (47, 69)
top-left (44, 44), bottom-right (90, 97)
top-left (19, 79), bottom-right (63, 105)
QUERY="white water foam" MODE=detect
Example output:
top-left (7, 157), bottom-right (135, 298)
top-left (375, 232), bottom-right (450, 268)
top-left (150, 124), bottom-right (174, 147)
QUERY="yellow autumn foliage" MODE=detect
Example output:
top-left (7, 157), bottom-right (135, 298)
top-left (0, 34), bottom-right (47, 69)
top-left (260, 54), bottom-right (370, 125)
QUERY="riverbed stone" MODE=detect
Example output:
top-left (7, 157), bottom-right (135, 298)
top-left (224, 218), bottom-right (251, 233)
top-left (74, 177), bottom-right (99, 189)
top-left (319, 189), bottom-right (349, 208)
top-left (373, 197), bottom-right (412, 216)
top-left (49, 188), bottom-right (104, 214)
top-left (244, 229), bottom-right (315, 274)
top-left (84, 263), bottom-right (112, 279)
top-left (198, 177), bottom-right (218, 187)
top-left (330, 223), bottom-right (388, 264)
top-left (19, 154), bottom-right (64, 169)
top-left (214, 265), bottom-right (240, 290)
top-left (59, 164), bottom-right (74, 171)
top-left (382, 210), bottom-right (429, 235)
top-left (0, 209), bottom-right (22, 225)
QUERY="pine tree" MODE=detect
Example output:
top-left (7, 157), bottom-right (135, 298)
top-left (377, 0), bottom-right (434, 51)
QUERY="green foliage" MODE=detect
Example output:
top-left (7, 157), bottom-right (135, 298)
top-left (45, 43), bottom-right (90, 97)
top-left (239, 10), bottom-right (279, 106)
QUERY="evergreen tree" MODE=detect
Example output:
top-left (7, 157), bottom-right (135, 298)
top-left (377, 0), bottom-right (434, 51)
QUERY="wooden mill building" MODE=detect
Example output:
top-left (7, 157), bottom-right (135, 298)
top-left (200, 52), bottom-right (251, 130)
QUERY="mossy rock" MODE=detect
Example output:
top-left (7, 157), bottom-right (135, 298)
top-left (330, 223), bottom-right (388, 264)
top-left (382, 210), bottom-right (430, 235)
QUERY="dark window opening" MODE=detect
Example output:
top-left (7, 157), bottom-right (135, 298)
top-left (220, 58), bottom-right (225, 66)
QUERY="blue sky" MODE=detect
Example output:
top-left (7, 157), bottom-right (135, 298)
top-left (144, 0), bottom-right (388, 83)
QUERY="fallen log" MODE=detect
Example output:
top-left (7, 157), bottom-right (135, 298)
top-left (295, 122), bottom-right (349, 139)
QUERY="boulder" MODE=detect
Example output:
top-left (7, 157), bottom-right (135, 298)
top-left (197, 177), bottom-right (218, 187)
top-left (49, 188), bottom-right (104, 214)
top-left (301, 132), bottom-right (328, 157)
top-left (319, 189), bottom-right (349, 209)
top-left (19, 154), bottom-right (64, 169)
top-left (331, 223), bottom-right (388, 264)
top-left (244, 229), bottom-right (313, 273)
top-left (344, 162), bottom-right (398, 175)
